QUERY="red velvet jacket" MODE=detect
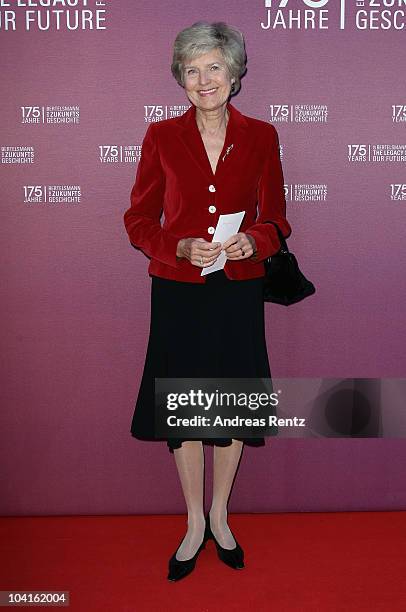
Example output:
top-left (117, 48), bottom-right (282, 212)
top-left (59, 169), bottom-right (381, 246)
top-left (123, 101), bottom-right (292, 283)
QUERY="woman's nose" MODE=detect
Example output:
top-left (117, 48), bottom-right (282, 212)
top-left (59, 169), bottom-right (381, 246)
top-left (198, 70), bottom-right (211, 86)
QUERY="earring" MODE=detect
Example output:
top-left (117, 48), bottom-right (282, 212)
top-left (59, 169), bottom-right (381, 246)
top-left (231, 80), bottom-right (235, 93)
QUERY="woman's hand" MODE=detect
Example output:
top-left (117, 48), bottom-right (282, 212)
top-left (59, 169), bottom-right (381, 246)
top-left (222, 232), bottom-right (257, 260)
top-left (176, 238), bottom-right (222, 268)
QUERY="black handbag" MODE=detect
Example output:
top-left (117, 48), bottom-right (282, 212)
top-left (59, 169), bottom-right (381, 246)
top-left (262, 221), bottom-right (316, 305)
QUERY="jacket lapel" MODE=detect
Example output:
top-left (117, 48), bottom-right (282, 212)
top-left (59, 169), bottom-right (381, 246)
top-left (176, 101), bottom-right (249, 181)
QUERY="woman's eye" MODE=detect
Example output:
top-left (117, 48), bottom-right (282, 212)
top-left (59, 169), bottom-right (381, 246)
top-left (211, 65), bottom-right (219, 70)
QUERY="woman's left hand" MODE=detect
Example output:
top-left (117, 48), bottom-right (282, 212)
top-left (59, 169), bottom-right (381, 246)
top-left (222, 232), bottom-right (257, 260)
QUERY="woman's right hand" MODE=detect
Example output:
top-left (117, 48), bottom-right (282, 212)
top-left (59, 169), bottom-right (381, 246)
top-left (176, 238), bottom-right (222, 268)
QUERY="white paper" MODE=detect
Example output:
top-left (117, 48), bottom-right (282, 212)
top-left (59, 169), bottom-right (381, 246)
top-left (201, 211), bottom-right (245, 276)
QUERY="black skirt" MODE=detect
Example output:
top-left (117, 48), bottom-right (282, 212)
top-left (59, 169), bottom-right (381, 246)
top-left (130, 269), bottom-right (275, 453)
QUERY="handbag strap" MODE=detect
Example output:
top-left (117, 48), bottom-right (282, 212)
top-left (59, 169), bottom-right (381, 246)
top-left (265, 221), bottom-right (289, 253)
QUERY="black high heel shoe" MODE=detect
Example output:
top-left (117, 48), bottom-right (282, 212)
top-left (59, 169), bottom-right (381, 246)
top-left (167, 523), bottom-right (210, 582)
top-left (205, 513), bottom-right (245, 570)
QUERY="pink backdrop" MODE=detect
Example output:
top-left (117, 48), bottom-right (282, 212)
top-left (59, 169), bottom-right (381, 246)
top-left (1, 0), bottom-right (405, 515)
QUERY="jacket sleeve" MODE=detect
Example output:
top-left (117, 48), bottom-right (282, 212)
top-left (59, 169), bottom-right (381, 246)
top-left (123, 122), bottom-right (181, 268)
top-left (245, 124), bottom-right (292, 263)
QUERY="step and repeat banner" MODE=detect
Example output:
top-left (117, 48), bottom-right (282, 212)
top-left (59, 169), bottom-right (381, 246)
top-left (1, 0), bottom-right (405, 515)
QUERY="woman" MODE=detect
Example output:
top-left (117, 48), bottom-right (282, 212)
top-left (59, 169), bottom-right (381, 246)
top-left (123, 21), bottom-right (292, 581)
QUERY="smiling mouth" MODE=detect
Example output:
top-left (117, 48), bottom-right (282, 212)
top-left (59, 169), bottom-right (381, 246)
top-left (198, 88), bottom-right (218, 95)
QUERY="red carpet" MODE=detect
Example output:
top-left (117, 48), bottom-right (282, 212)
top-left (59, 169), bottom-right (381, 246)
top-left (1, 512), bottom-right (405, 611)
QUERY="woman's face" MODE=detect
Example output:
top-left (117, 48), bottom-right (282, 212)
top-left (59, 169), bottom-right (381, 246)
top-left (182, 47), bottom-right (233, 111)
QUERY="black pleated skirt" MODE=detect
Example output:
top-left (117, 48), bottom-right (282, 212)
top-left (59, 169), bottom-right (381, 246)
top-left (130, 269), bottom-right (274, 453)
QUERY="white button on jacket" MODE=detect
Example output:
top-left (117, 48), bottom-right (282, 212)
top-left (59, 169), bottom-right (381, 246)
top-left (208, 185), bottom-right (216, 192)
top-left (207, 227), bottom-right (215, 234)
top-left (209, 205), bottom-right (216, 213)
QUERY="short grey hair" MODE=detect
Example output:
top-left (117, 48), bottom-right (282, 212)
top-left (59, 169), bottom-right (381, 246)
top-left (171, 21), bottom-right (247, 96)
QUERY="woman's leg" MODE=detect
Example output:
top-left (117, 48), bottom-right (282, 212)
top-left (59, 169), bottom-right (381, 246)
top-left (209, 439), bottom-right (244, 549)
top-left (172, 441), bottom-right (206, 561)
